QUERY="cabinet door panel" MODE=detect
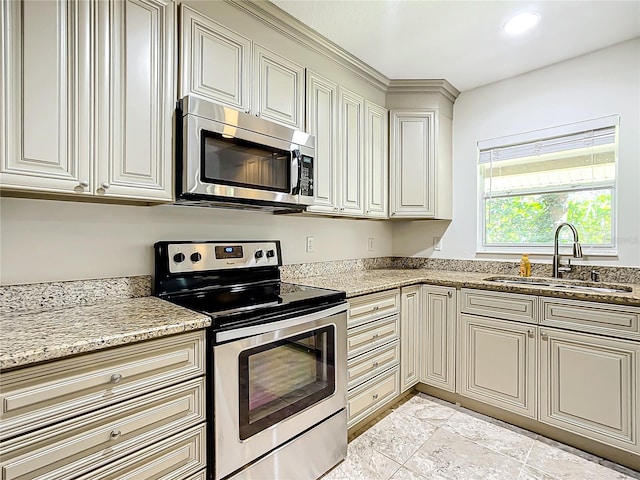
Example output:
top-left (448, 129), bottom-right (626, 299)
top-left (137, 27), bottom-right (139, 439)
top-left (180, 5), bottom-right (250, 111)
top-left (539, 328), bottom-right (639, 453)
top-left (458, 314), bottom-right (537, 418)
top-left (401, 285), bottom-right (421, 391)
top-left (1, 0), bottom-right (91, 193)
top-left (421, 286), bottom-right (456, 392)
top-left (253, 45), bottom-right (304, 129)
top-left (339, 87), bottom-right (364, 216)
top-left (96, 0), bottom-right (174, 200)
top-left (364, 101), bottom-right (388, 218)
top-left (305, 71), bottom-right (338, 214)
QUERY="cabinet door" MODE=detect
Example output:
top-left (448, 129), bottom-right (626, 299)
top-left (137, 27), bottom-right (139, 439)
top-left (338, 87), bottom-right (364, 216)
top-left (421, 285), bottom-right (456, 393)
top-left (95, 0), bottom-right (174, 201)
top-left (1, 0), bottom-right (92, 194)
top-left (400, 285), bottom-right (421, 392)
top-left (539, 327), bottom-right (639, 454)
top-left (179, 5), bottom-right (250, 111)
top-left (253, 44), bottom-right (304, 129)
top-left (458, 314), bottom-right (537, 418)
top-left (389, 110), bottom-right (436, 217)
top-left (364, 101), bottom-right (388, 218)
top-left (305, 71), bottom-right (338, 214)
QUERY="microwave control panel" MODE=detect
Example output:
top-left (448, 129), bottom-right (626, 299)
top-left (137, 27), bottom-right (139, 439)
top-left (298, 155), bottom-right (313, 197)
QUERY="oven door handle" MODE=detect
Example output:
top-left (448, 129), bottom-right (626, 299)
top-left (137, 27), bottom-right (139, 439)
top-left (216, 303), bottom-right (348, 343)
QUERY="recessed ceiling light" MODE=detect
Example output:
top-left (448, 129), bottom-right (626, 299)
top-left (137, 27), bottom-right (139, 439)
top-left (503, 12), bottom-right (541, 35)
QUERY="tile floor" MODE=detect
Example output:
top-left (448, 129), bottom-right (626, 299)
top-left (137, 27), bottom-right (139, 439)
top-left (323, 393), bottom-right (640, 480)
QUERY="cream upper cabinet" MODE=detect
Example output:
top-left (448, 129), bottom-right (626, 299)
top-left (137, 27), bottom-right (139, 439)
top-left (389, 108), bottom-right (453, 219)
top-left (1, 0), bottom-right (174, 201)
top-left (1, 0), bottom-right (91, 194)
top-left (421, 285), bottom-right (456, 393)
top-left (364, 101), bottom-right (388, 218)
top-left (179, 6), bottom-right (304, 130)
top-left (539, 327), bottom-right (640, 454)
top-left (95, 0), bottom-right (174, 201)
top-left (400, 285), bottom-right (421, 392)
top-left (338, 87), bottom-right (365, 216)
top-left (306, 71), bottom-right (338, 214)
top-left (179, 5), bottom-right (251, 112)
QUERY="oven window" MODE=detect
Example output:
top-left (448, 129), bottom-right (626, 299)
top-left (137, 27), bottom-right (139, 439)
top-left (201, 131), bottom-right (291, 192)
top-left (238, 325), bottom-right (335, 440)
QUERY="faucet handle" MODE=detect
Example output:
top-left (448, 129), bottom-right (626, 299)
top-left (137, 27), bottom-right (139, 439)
top-left (590, 270), bottom-right (601, 282)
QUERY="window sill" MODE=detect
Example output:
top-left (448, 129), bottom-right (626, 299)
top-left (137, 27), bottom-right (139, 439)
top-left (476, 246), bottom-right (619, 259)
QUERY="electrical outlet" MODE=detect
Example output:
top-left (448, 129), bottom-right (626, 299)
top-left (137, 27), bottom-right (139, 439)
top-left (368, 238), bottom-right (374, 251)
top-left (306, 236), bottom-right (315, 253)
top-left (433, 236), bottom-right (442, 251)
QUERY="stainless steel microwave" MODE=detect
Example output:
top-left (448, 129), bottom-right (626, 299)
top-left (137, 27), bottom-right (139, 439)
top-left (175, 96), bottom-right (315, 212)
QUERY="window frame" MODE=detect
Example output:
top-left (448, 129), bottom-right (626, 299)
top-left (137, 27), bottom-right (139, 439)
top-left (476, 116), bottom-right (620, 257)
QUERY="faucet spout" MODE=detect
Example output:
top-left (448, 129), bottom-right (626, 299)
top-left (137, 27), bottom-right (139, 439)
top-left (552, 222), bottom-right (582, 278)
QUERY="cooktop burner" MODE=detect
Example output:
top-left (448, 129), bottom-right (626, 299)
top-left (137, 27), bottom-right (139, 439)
top-left (154, 240), bottom-right (346, 334)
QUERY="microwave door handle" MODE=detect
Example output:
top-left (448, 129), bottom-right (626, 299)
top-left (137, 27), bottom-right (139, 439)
top-left (291, 149), bottom-right (301, 195)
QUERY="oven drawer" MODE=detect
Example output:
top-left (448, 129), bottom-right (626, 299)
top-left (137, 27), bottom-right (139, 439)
top-left (0, 378), bottom-right (205, 480)
top-left (348, 340), bottom-right (400, 389)
top-left (74, 424), bottom-right (206, 480)
top-left (347, 314), bottom-right (400, 359)
top-left (0, 331), bottom-right (206, 441)
top-left (347, 367), bottom-right (400, 427)
top-left (461, 288), bottom-right (538, 324)
top-left (348, 289), bottom-right (400, 328)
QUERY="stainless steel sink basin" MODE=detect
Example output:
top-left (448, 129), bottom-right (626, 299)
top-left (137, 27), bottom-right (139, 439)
top-left (483, 276), bottom-right (633, 294)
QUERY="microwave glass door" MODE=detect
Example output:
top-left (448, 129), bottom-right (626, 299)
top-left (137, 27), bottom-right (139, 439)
top-left (202, 131), bottom-right (291, 192)
top-left (238, 325), bottom-right (336, 440)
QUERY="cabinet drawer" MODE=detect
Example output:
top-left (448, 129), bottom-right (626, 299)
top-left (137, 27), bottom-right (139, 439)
top-left (347, 314), bottom-right (399, 359)
top-left (348, 340), bottom-right (400, 389)
top-left (541, 298), bottom-right (640, 340)
top-left (0, 378), bottom-right (205, 480)
top-left (348, 289), bottom-right (400, 328)
top-left (347, 367), bottom-right (400, 427)
top-left (461, 288), bottom-right (537, 324)
top-left (0, 331), bottom-right (206, 441)
top-left (75, 424), bottom-right (206, 480)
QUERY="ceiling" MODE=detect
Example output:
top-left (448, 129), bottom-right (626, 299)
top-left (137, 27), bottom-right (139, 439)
top-left (270, 0), bottom-right (640, 92)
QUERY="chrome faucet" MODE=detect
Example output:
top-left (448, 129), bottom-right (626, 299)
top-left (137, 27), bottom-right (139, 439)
top-left (552, 222), bottom-right (583, 278)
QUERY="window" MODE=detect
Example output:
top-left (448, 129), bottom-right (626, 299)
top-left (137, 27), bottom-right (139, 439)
top-left (478, 116), bottom-right (618, 254)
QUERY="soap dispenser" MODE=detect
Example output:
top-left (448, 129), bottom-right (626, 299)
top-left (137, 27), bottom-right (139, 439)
top-left (519, 254), bottom-right (531, 277)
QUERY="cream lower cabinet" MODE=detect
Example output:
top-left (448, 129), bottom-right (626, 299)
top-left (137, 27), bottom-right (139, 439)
top-left (347, 289), bottom-right (401, 428)
top-left (539, 327), bottom-right (640, 454)
top-left (1, 0), bottom-right (174, 201)
top-left (400, 285), bottom-right (421, 392)
top-left (420, 285), bottom-right (456, 392)
top-left (0, 331), bottom-right (207, 480)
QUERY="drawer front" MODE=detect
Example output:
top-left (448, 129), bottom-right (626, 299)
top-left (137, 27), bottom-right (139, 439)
top-left (541, 298), bottom-right (640, 340)
top-left (461, 288), bottom-right (537, 324)
top-left (0, 331), bottom-right (206, 441)
top-left (347, 367), bottom-right (400, 427)
top-left (0, 378), bottom-right (205, 480)
top-left (75, 424), bottom-right (206, 480)
top-left (348, 340), bottom-right (400, 389)
top-left (347, 314), bottom-right (399, 359)
top-left (348, 289), bottom-right (400, 328)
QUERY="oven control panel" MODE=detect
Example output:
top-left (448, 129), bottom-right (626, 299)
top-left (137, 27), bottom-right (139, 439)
top-left (165, 241), bottom-right (281, 274)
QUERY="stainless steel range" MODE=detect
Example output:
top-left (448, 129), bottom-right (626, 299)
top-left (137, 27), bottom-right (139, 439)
top-left (154, 241), bottom-right (348, 480)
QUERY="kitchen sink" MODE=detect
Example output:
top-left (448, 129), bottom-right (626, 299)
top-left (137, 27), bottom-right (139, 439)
top-left (483, 276), bottom-right (633, 294)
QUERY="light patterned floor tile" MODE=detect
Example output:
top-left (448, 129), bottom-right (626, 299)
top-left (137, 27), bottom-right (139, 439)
top-left (393, 393), bottom-right (457, 426)
top-left (390, 467), bottom-right (427, 480)
top-left (519, 465), bottom-right (559, 480)
top-left (355, 410), bottom-right (437, 463)
top-left (443, 410), bottom-right (536, 462)
top-left (404, 427), bottom-right (523, 480)
top-left (324, 433), bottom-right (402, 480)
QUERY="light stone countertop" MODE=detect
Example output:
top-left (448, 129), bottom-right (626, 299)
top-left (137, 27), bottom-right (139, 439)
top-left (0, 296), bottom-right (210, 371)
top-left (293, 269), bottom-right (640, 306)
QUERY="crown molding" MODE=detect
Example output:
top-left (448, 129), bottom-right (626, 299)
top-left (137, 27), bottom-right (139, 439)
top-left (387, 79), bottom-right (460, 103)
top-left (226, 0), bottom-right (390, 92)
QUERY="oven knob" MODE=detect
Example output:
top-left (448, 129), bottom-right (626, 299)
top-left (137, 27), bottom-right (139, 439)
top-left (266, 249), bottom-right (275, 258)
top-left (254, 250), bottom-right (264, 259)
top-left (173, 253), bottom-right (186, 263)
top-left (190, 252), bottom-right (202, 263)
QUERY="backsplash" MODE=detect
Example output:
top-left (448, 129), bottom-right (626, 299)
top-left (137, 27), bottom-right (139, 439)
top-left (280, 257), bottom-right (395, 280)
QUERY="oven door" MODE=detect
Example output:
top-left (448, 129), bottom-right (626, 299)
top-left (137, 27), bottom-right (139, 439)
top-left (213, 305), bottom-right (347, 480)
